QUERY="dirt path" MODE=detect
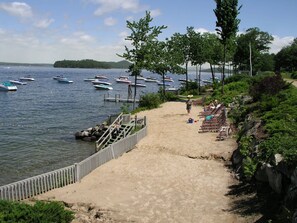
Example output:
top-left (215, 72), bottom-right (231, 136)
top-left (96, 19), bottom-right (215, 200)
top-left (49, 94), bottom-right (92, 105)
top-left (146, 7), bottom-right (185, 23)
top-left (37, 102), bottom-right (259, 222)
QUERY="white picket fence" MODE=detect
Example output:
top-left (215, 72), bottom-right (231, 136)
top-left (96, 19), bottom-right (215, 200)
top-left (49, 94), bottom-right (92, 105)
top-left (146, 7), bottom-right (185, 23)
top-left (0, 124), bottom-right (147, 201)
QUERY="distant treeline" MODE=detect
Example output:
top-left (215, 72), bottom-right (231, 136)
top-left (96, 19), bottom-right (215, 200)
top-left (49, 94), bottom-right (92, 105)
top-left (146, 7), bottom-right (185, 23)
top-left (53, 59), bottom-right (131, 69)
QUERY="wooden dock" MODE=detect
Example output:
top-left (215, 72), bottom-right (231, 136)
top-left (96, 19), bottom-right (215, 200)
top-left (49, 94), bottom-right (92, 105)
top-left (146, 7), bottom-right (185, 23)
top-left (104, 94), bottom-right (139, 103)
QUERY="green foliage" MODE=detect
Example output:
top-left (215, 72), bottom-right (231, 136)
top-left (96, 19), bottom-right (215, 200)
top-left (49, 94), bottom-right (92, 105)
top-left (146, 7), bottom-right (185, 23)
top-left (138, 93), bottom-right (162, 109)
top-left (120, 103), bottom-right (131, 114)
top-left (243, 157), bottom-right (258, 179)
top-left (53, 59), bottom-right (131, 69)
top-left (259, 134), bottom-right (297, 165)
top-left (0, 200), bottom-right (74, 223)
top-left (212, 80), bottom-right (249, 104)
top-left (275, 38), bottom-right (297, 72)
top-left (291, 72), bottom-right (297, 79)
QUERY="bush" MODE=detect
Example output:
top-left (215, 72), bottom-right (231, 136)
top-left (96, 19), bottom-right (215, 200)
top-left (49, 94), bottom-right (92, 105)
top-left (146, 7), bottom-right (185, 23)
top-left (0, 200), bottom-right (74, 223)
top-left (138, 93), bottom-right (162, 109)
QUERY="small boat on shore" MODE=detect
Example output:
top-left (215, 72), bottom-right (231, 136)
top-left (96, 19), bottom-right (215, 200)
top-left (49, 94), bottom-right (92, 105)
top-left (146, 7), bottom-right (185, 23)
top-left (94, 84), bottom-right (113, 90)
top-left (57, 77), bottom-right (73, 83)
top-left (92, 80), bottom-right (112, 85)
top-left (0, 81), bottom-right (18, 91)
top-left (20, 75), bottom-right (35, 81)
top-left (9, 80), bottom-right (27, 85)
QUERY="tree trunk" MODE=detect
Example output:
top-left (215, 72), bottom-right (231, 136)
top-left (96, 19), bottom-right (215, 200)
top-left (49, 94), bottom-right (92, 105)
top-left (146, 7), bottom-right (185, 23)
top-left (185, 61), bottom-right (188, 90)
top-left (210, 64), bottom-right (215, 83)
top-left (133, 74), bottom-right (137, 110)
top-left (221, 44), bottom-right (226, 94)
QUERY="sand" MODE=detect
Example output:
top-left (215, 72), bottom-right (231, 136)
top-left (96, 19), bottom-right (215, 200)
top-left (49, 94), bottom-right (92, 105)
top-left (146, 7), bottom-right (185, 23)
top-left (36, 102), bottom-right (259, 222)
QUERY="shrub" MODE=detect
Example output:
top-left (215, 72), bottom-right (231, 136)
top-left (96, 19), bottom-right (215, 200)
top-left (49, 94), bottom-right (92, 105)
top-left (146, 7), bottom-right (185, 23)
top-left (138, 93), bottom-right (161, 109)
top-left (249, 74), bottom-right (289, 101)
top-left (0, 200), bottom-right (74, 223)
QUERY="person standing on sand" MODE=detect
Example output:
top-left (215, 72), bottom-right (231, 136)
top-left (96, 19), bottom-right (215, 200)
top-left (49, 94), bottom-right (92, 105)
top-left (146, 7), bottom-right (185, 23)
top-left (186, 95), bottom-right (193, 114)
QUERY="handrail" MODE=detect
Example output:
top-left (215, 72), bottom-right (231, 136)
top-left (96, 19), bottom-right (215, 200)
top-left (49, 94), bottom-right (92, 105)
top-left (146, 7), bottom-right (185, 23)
top-left (95, 113), bottom-right (123, 152)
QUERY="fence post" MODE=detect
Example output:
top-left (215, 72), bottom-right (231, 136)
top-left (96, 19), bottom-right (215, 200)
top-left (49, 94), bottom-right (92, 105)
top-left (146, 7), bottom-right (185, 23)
top-left (111, 144), bottom-right (115, 159)
top-left (75, 163), bottom-right (80, 183)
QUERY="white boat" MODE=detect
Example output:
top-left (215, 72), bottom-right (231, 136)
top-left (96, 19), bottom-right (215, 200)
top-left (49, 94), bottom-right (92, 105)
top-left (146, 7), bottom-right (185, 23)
top-left (20, 76), bottom-right (35, 81)
top-left (166, 87), bottom-right (178, 92)
top-left (164, 77), bottom-right (174, 82)
top-left (115, 76), bottom-right (131, 84)
top-left (130, 83), bottom-right (146, 87)
top-left (53, 75), bottom-right (63, 80)
top-left (145, 77), bottom-right (158, 83)
top-left (0, 81), bottom-right (17, 91)
top-left (94, 84), bottom-right (113, 90)
top-left (9, 80), bottom-right (27, 85)
top-left (92, 80), bottom-right (112, 85)
top-left (57, 77), bottom-right (73, 83)
top-left (84, 78), bottom-right (96, 82)
top-left (95, 75), bottom-right (108, 79)
top-left (157, 81), bottom-right (171, 86)
top-left (136, 76), bottom-right (146, 81)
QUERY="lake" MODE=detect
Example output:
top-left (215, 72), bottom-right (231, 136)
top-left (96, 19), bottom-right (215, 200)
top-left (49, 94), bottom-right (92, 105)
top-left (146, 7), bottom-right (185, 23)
top-left (0, 65), bottom-right (213, 186)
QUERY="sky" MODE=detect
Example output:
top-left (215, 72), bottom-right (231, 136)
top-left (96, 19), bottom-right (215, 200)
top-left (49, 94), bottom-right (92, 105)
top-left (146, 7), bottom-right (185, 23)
top-left (0, 0), bottom-right (296, 64)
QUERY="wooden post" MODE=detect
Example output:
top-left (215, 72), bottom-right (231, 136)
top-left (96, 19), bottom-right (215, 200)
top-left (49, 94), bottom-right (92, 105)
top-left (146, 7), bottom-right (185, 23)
top-left (135, 115), bottom-right (137, 129)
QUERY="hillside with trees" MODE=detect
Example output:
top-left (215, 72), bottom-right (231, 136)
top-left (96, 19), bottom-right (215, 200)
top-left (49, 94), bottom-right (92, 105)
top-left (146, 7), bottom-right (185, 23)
top-left (53, 59), bottom-right (131, 69)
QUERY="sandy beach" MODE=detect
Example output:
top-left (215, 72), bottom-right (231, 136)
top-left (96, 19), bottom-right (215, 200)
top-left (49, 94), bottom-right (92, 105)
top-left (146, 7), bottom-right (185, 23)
top-left (37, 102), bottom-right (259, 222)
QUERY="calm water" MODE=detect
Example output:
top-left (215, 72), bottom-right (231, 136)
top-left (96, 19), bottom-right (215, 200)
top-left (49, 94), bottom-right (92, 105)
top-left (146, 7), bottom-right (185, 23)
top-left (0, 66), bottom-right (212, 186)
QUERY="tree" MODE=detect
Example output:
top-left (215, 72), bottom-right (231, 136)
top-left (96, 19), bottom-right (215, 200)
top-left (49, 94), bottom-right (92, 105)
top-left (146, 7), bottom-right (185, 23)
top-left (118, 11), bottom-right (166, 109)
top-left (147, 40), bottom-right (185, 99)
top-left (187, 27), bottom-right (205, 94)
top-left (275, 38), bottom-right (297, 72)
top-left (214, 0), bottom-right (241, 93)
top-left (169, 31), bottom-right (191, 90)
top-left (202, 32), bottom-right (224, 84)
top-left (233, 27), bottom-right (274, 74)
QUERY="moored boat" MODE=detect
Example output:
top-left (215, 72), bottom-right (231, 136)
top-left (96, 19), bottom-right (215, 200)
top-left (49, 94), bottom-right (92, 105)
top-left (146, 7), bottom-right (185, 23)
top-left (57, 77), bottom-right (74, 83)
top-left (20, 75), bottom-right (35, 81)
top-left (84, 78), bottom-right (97, 82)
top-left (157, 81), bottom-right (171, 86)
top-left (115, 76), bottom-right (131, 84)
top-left (95, 75), bottom-right (108, 79)
top-left (0, 81), bottom-right (18, 91)
top-left (92, 80), bottom-right (112, 85)
top-left (94, 84), bottom-right (113, 90)
top-left (9, 80), bottom-right (27, 85)
top-left (145, 77), bottom-right (158, 82)
top-left (129, 83), bottom-right (146, 87)
top-left (53, 75), bottom-right (63, 80)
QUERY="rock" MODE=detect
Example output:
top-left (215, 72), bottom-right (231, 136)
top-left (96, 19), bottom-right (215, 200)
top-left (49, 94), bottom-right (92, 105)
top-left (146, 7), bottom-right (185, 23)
top-left (291, 167), bottom-right (297, 186)
top-left (255, 163), bottom-right (269, 182)
top-left (231, 148), bottom-right (243, 166)
top-left (265, 164), bottom-right (282, 194)
top-left (75, 132), bottom-right (84, 139)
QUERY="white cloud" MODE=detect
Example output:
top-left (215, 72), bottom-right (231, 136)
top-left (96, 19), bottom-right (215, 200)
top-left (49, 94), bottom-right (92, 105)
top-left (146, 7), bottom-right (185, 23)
top-left (269, 35), bottom-right (294, 54)
top-left (0, 2), bottom-right (32, 18)
top-left (150, 9), bottom-right (161, 17)
top-left (91, 0), bottom-right (148, 16)
top-left (104, 17), bottom-right (117, 26)
top-left (60, 32), bottom-right (95, 45)
top-left (194, 28), bottom-right (211, 34)
top-left (34, 18), bottom-right (55, 28)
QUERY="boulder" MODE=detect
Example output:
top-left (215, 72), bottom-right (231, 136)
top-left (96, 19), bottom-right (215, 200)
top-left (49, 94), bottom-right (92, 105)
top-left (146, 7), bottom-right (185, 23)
top-left (265, 164), bottom-right (282, 194)
top-left (255, 163), bottom-right (269, 182)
